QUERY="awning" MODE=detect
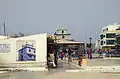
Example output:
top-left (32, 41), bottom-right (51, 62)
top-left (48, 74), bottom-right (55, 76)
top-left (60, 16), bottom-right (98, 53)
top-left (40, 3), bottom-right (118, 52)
top-left (56, 39), bottom-right (84, 45)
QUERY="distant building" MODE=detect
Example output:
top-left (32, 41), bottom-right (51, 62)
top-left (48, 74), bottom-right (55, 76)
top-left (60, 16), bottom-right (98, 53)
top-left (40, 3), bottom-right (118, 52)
top-left (49, 27), bottom-right (85, 55)
top-left (55, 28), bottom-right (72, 40)
top-left (115, 34), bottom-right (120, 53)
top-left (48, 28), bottom-right (72, 40)
top-left (99, 23), bottom-right (120, 49)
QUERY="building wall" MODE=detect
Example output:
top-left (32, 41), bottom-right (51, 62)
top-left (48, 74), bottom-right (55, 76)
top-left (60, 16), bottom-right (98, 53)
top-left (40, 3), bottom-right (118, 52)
top-left (0, 39), bottom-right (17, 63)
top-left (99, 23), bottom-right (120, 49)
top-left (0, 33), bottom-right (47, 68)
top-left (102, 23), bottom-right (120, 32)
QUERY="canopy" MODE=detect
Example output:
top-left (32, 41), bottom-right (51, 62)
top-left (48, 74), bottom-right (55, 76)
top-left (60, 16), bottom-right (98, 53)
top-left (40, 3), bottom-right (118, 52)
top-left (56, 39), bottom-right (84, 45)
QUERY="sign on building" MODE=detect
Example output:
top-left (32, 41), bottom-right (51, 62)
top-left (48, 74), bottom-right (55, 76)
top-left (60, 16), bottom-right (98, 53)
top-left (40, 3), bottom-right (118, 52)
top-left (0, 44), bottom-right (10, 53)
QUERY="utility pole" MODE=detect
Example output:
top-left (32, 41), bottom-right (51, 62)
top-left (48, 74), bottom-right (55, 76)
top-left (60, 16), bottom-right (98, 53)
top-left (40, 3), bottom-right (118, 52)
top-left (3, 21), bottom-right (6, 36)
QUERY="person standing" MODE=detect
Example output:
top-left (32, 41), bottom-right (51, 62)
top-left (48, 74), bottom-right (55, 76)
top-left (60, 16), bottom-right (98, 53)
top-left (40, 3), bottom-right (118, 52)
top-left (50, 52), bottom-right (56, 67)
top-left (87, 48), bottom-right (92, 59)
top-left (102, 49), bottom-right (106, 59)
top-left (86, 49), bottom-right (89, 59)
top-left (68, 48), bottom-right (72, 64)
top-left (83, 49), bottom-right (86, 56)
top-left (107, 48), bottom-right (112, 59)
top-left (98, 49), bottom-right (102, 57)
top-left (89, 48), bottom-right (92, 59)
top-left (61, 51), bottom-right (64, 60)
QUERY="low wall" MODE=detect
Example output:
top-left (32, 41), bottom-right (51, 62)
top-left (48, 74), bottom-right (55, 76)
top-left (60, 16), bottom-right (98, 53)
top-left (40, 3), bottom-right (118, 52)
top-left (0, 62), bottom-right (47, 68)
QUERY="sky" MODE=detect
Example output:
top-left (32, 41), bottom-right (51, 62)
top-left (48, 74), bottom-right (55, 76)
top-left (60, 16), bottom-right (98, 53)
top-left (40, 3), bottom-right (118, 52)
top-left (0, 0), bottom-right (120, 42)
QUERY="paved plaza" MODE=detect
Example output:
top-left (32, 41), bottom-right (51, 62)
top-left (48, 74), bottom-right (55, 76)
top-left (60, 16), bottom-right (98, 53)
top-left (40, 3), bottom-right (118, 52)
top-left (0, 56), bottom-right (120, 79)
top-left (72, 57), bottom-right (120, 66)
top-left (0, 71), bottom-right (120, 79)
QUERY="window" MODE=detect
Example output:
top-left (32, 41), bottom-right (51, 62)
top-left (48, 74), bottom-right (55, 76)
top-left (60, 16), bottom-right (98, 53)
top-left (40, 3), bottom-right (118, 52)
top-left (100, 34), bottom-right (105, 39)
top-left (106, 28), bottom-right (108, 31)
top-left (106, 33), bottom-right (116, 38)
top-left (100, 34), bottom-right (103, 39)
top-left (104, 41), bottom-right (105, 44)
top-left (103, 35), bottom-right (105, 38)
top-left (29, 49), bottom-right (31, 52)
top-left (34, 50), bottom-right (35, 53)
top-left (106, 40), bottom-right (115, 45)
top-left (101, 41), bottom-right (103, 45)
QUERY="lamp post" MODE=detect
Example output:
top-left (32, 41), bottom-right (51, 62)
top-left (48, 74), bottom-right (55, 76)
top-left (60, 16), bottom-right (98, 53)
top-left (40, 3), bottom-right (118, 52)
top-left (89, 37), bottom-right (92, 48)
top-left (89, 37), bottom-right (92, 59)
top-left (54, 32), bottom-right (57, 66)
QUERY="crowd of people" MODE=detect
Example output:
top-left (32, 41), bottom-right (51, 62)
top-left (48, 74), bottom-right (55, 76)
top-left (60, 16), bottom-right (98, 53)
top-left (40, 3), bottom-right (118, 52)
top-left (47, 47), bottom-right (73, 68)
top-left (97, 48), bottom-right (113, 58)
top-left (85, 48), bottom-right (116, 59)
top-left (47, 46), bottom-right (115, 68)
top-left (57, 48), bottom-right (73, 64)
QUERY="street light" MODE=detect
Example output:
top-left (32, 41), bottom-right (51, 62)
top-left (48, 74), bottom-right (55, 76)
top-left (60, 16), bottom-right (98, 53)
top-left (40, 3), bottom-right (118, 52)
top-left (54, 32), bottom-right (57, 66)
top-left (89, 37), bottom-right (92, 59)
top-left (89, 37), bottom-right (92, 48)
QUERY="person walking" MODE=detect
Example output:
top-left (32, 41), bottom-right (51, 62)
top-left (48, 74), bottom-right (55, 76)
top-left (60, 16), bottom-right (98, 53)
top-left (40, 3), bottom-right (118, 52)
top-left (98, 49), bottom-right (102, 57)
top-left (68, 48), bottom-right (72, 64)
top-left (89, 48), bottom-right (92, 59)
top-left (86, 49), bottom-right (90, 59)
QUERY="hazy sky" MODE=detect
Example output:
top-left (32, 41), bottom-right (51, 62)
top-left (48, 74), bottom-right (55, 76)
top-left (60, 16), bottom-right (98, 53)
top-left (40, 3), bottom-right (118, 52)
top-left (0, 0), bottom-right (120, 42)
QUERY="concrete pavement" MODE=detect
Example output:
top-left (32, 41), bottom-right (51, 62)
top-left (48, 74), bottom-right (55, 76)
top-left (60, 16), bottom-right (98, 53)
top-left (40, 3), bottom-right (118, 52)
top-left (45, 72), bottom-right (120, 79)
top-left (1, 71), bottom-right (120, 79)
top-left (68, 57), bottom-right (120, 72)
top-left (0, 58), bottom-right (120, 79)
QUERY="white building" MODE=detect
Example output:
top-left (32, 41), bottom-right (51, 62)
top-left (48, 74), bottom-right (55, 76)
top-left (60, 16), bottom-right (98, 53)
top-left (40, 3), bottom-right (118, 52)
top-left (99, 23), bottom-right (120, 49)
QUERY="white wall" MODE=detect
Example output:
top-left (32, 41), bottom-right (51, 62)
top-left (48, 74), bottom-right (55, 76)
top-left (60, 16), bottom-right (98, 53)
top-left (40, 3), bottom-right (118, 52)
top-left (0, 39), bottom-right (17, 63)
top-left (0, 33), bottom-right (47, 67)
